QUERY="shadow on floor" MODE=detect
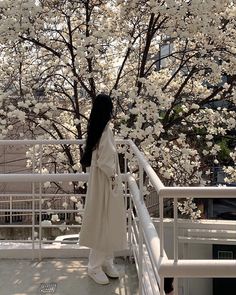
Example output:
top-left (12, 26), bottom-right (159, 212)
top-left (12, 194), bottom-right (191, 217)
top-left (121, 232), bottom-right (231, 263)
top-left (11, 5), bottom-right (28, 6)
top-left (0, 257), bottom-right (138, 295)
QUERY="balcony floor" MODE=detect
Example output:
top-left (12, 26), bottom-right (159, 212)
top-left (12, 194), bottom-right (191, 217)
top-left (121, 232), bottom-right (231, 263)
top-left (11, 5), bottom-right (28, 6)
top-left (0, 257), bottom-right (138, 295)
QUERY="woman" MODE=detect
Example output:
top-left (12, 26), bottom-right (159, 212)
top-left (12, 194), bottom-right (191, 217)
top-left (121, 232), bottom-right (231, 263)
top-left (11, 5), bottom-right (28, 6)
top-left (80, 94), bottom-right (128, 285)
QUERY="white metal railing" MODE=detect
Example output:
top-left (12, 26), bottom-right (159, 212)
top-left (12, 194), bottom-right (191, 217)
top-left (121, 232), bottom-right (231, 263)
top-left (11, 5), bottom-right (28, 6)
top-left (0, 140), bottom-right (236, 295)
top-left (153, 217), bottom-right (236, 245)
top-left (0, 193), bottom-right (86, 224)
top-left (123, 140), bottom-right (236, 295)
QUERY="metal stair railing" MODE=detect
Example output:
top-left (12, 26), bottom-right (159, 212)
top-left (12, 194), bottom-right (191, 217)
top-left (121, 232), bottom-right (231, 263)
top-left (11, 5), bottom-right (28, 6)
top-left (0, 139), bottom-right (236, 295)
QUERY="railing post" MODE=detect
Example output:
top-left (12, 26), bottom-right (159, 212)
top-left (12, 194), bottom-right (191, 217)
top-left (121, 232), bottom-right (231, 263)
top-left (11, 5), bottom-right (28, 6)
top-left (173, 197), bottom-right (178, 295)
top-left (138, 223), bottom-right (143, 295)
top-left (10, 195), bottom-right (12, 224)
top-left (174, 278), bottom-right (178, 295)
top-left (128, 192), bottom-right (133, 262)
top-left (160, 276), bottom-right (164, 295)
top-left (124, 147), bottom-right (132, 261)
top-left (32, 144), bottom-right (36, 259)
top-left (124, 149), bottom-right (128, 214)
top-left (139, 161), bottom-right (144, 204)
top-left (39, 144), bottom-right (43, 261)
top-left (160, 193), bottom-right (164, 258)
top-left (174, 197), bottom-right (178, 262)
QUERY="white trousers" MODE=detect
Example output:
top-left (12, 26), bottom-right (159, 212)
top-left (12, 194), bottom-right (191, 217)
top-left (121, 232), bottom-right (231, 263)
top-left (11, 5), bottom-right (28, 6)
top-left (88, 248), bottom-right (114, 271)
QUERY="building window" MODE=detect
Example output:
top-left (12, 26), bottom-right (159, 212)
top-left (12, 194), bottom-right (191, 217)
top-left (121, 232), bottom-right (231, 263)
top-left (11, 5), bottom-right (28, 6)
top-left (5, 212), bottom-right (23, 223)
top-left (218, 250), bottom-right (233, 259)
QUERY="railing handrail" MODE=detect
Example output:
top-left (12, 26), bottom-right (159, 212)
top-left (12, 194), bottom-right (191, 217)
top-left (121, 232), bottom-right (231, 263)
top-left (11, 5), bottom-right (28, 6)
top-left (0, 139), bottom-right (127, 145)
top-left (127, 174), bottom-right (236, 282)
top-left (0, 173), bottom-right (89, 182)
top-left (0, 138), bottom-right (165, 195)
top-left (1, 139), bottom-right (236, 295)
top-left (127, 173), bottom-right (168, 270)
top-left (159, 186), bottom-right (236, 198)
top-left (160, 259), bottom-right (236, 278)
top-left (128, 140), bottom-right (165, 193)
top-left (0, 139), bottom-right (85, 145)
top-left (1, 138), bottom-right (234, 194)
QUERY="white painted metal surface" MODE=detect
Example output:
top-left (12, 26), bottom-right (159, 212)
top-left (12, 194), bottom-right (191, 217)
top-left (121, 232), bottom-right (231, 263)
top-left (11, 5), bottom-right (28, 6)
top-left (160, 259), bottom-right (236, 277)
top-left (0, 139), bottom-right (236, 295)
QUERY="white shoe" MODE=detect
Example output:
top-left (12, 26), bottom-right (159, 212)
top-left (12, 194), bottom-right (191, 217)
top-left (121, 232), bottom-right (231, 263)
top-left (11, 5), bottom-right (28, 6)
top-left (88, 267), bottom-right (109, 285)
top-left (102, 262), bottom-right (119, 278)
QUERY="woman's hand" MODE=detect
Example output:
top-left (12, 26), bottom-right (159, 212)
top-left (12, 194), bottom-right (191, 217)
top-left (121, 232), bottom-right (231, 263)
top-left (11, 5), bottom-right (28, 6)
top-left (110, 175), bottom-right (116, 189)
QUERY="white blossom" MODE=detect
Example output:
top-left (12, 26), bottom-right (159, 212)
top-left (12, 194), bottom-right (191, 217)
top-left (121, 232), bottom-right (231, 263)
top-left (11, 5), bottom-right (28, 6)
top-left (51, 214), bottom-right (60, 222)
top-left (62, 202), bottom-right (68, 209)
top-left (41, 220), bottom-right (52, 226)
top-left (43, 181), bottom-right (51, 188)
top-left (177, 198), bottom-right (201, 220)
top-left (75, 216), bottom-right (82, 223)
top-left (0, 0), bottom-right (235, 217)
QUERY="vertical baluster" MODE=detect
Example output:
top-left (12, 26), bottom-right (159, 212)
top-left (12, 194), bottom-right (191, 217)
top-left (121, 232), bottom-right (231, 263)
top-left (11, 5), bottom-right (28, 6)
top-left (32, 144), bottom-right (36, 259)
top-left (174, 197), bottom-right (178, 295)
top-left (160, 276), bottom-right (164, 295)
top-left (160, 194), bottom-right (164, 258)
top-left (138, 224), bottom-right (143, 295)
top-left (139, 162), bottom-right (144, 204)
top-left (39, 144), bottom-right (43, 260)
top-left (10, 195), bottom-right (12, 224)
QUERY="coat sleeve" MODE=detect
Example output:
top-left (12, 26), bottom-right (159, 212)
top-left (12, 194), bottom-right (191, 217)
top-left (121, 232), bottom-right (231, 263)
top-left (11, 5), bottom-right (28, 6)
top-left (97, 127), bottom-right (116, 178)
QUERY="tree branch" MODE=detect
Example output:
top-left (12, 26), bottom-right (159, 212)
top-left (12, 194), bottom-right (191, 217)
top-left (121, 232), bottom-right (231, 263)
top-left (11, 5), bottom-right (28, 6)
top-left (19, 35), bottom-right (61, 58)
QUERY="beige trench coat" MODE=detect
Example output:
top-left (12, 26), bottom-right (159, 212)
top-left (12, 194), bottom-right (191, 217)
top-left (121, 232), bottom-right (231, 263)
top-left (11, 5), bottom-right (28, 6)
top-left (79, 124), bottom-right (128, 253)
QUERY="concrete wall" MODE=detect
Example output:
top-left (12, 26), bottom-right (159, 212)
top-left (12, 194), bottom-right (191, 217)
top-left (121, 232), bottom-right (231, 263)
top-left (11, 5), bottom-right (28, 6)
top-left (161, 221), bottom-right (212, 295)
top-left (153, 218), bottom-right (236, 295)
top-left (181, 243), bottom-right (212, 295)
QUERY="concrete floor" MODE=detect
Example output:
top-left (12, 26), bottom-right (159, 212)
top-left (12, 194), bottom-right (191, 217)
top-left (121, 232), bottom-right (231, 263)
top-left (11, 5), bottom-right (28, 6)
top-left (0, 257), bottom-right (138, 295)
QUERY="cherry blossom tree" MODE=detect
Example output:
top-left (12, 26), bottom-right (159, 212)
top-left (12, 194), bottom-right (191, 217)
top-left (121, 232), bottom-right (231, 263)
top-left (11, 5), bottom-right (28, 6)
top-left (0, 1), bottom-right (235, 218)
top-left (224, 148), bottom-right (236, 183)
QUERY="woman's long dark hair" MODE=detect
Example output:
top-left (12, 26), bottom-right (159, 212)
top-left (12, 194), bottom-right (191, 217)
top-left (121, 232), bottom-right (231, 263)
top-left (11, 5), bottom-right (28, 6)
top-left (80, 94), bottom-right (113, 167)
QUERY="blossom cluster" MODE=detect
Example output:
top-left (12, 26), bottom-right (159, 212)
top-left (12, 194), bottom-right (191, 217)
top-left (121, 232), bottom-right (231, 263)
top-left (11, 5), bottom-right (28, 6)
top-left (0, 0), bottom-right (235, 221)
